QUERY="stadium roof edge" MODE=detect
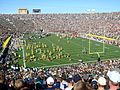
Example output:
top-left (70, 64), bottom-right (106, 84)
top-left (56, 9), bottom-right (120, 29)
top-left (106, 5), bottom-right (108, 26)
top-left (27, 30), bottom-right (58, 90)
top-left (0, 11), bottom-right (120, 14)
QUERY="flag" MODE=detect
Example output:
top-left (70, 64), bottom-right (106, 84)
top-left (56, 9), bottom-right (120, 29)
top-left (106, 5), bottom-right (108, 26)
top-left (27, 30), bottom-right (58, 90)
top-left (2, 36), bottom-right (12, 48)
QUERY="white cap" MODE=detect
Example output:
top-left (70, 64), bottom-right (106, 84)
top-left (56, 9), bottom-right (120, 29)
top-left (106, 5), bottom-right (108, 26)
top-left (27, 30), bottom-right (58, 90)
top-left (46, 77), bottom-right (54, 85)
top-left (107, 70), bottom-right (120, 83)
top-left (68, 75), bottom-right (73, 78)
top-left (98, 77), bottom-right (106, 86)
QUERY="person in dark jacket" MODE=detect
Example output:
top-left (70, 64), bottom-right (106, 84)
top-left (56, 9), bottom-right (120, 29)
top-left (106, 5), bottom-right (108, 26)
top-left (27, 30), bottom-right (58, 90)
top-left (0, 72), bottom-right (9, 90)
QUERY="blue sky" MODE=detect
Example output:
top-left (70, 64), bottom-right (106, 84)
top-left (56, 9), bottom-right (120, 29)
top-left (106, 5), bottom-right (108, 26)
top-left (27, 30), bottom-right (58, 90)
top-left (0, 0), bottom-right (120, 14)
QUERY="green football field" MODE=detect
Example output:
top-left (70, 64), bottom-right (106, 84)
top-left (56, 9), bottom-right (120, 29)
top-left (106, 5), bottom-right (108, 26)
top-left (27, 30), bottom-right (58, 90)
top-left (16, 34), bottom-right (120, 68)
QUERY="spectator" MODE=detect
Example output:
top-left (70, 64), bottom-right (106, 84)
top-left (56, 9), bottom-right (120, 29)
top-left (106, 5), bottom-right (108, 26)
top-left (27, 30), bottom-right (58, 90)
top-left (73, 80), bottom-right (93, 90)
top-left (107, 70), bottom-right (120, 90)
top-left (0, 72), bottom-right (9, 90)
top-left (35, 78), bottom-right (43, 90)
top-left (97, 77), bottom-right (106, 90)
top-left (45, 76), bottom-right (55, 90)
top-left (65, 77), bottom-right (74, 90)
top-left (91, 75), bottom-right (98, 90)
top-left (14, 79), bottom-right (29, 90)
top-left (60, 74), bottom-right (68, 90)
top-left (73, 74), bottom-right (81, 83)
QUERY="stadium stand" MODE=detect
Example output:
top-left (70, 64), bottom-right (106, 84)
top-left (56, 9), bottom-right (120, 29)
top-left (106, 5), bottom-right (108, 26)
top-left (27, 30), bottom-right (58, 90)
top-left (0, 12), bottom-right (120, 46)
top-left (0, 59), bottom-right (120, 90)
top-left (0, 12), bottom-right (120, 90)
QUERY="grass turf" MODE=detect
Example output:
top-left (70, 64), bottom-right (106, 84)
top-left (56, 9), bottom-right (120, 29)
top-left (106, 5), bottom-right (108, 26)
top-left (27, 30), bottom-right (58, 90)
top-left (16, 34), bottom-right (120, 68)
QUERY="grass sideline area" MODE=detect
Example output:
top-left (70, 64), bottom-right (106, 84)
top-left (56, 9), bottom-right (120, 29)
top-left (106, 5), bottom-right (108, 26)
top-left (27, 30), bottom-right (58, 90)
top-left (16, 34), bottom-right (120, 68)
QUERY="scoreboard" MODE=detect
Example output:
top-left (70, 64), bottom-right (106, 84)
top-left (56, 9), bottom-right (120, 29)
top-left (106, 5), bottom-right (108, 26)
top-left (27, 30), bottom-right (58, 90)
top-left (33, 9), bottom-right (41, 13)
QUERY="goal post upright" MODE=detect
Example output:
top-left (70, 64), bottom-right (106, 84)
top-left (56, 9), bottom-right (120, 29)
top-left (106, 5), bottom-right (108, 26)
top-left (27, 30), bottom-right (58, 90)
top-left (103, 26), bottom-right (105, 54)
top-left (88, 27), bottom-right (105, 55)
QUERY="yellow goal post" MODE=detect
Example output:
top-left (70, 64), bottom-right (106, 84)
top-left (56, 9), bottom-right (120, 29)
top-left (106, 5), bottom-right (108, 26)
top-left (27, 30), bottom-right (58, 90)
top-left (86, 32), bottom-right (115, 55)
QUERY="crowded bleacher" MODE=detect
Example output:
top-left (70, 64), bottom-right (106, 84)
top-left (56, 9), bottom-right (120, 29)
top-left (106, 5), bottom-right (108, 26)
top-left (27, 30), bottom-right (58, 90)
top-left (0, 12), bottom-right (120, 46)
top-left (0, 12), bottom-right (120, 90)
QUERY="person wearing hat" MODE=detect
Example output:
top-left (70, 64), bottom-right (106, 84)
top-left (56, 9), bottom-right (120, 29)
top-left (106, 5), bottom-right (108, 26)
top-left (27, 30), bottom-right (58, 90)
top-left (45, 77), bottom-right (55, 90)
top-left (97, 77), bottom-right (106, 90)
top-left (60, 73), bottom-right (68, 90)
top-left (91, 75), bottom-right (98, 90)
top-left (107, 70), bottom-right (120, 90)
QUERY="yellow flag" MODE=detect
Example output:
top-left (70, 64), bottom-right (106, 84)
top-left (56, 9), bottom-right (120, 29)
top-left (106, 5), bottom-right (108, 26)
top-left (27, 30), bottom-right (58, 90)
top-left (3, 36), bottom-right (12, 48)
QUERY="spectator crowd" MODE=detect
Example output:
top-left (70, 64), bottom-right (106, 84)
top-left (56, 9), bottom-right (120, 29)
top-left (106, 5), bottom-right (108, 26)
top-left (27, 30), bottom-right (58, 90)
top-left (0, 59), bottom-right (120, 90)
top-left (0, 12), bottom-right (120, 90)
top-left (0, 12), bottom-right (120, 47)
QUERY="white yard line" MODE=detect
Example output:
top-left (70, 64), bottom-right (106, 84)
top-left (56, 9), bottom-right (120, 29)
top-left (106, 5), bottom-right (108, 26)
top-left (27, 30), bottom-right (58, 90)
top-left (40, 62), bottom-right (79, 68)
top-left (39, 58), bottom-right (120, 68)
top-left (34, 61), bottom-right (47, 65)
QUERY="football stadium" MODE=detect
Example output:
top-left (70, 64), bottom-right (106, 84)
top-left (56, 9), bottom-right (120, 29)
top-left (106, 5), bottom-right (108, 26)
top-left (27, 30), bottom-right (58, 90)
top-left (0, 0), bottom-right (120, 90)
